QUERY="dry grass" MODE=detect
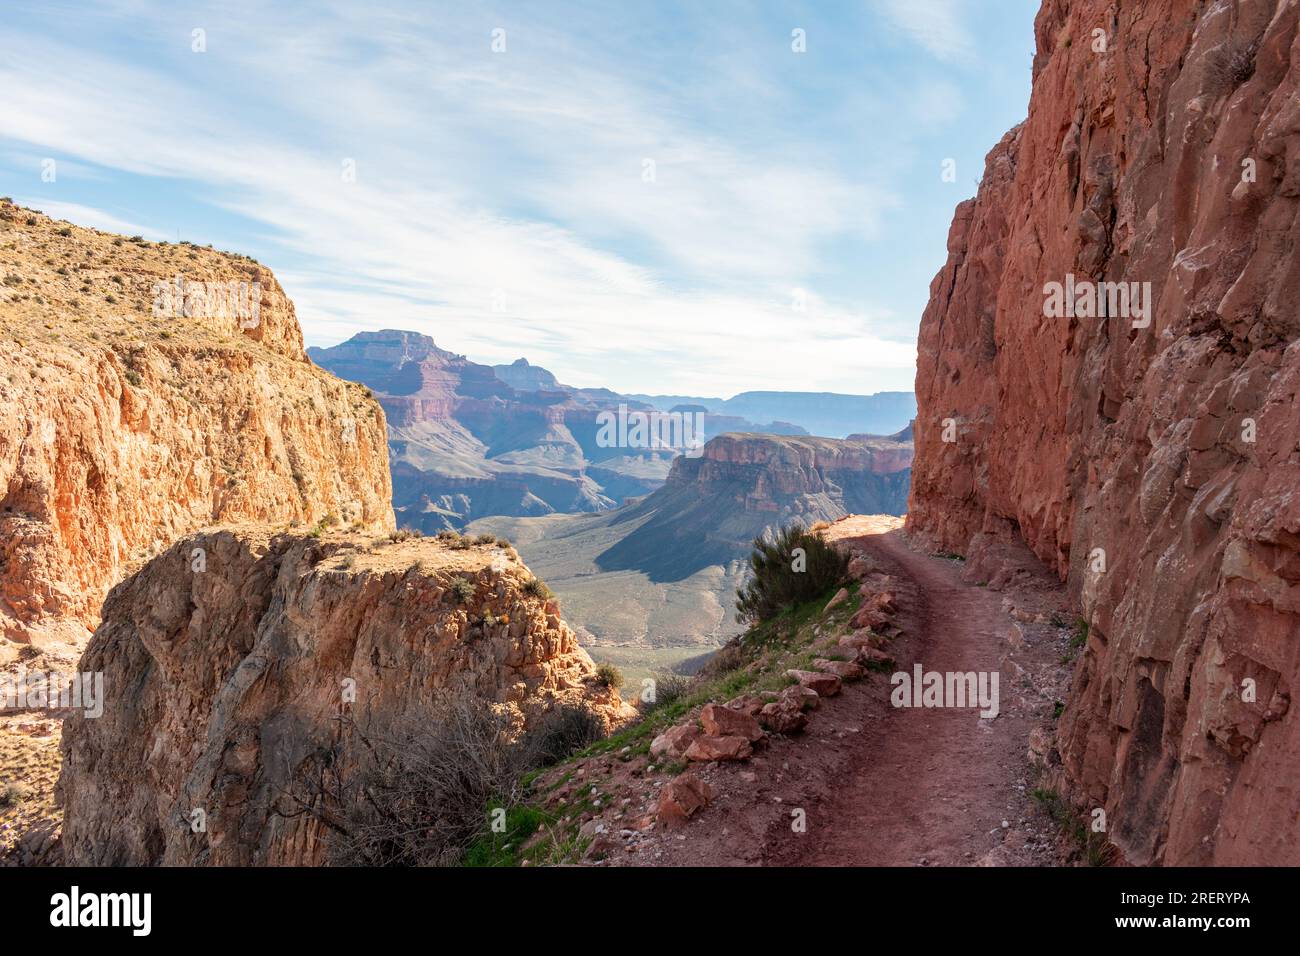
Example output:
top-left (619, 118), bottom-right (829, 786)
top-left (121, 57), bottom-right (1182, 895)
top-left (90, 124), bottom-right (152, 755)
top-left (0, 717), bottom-right (63, 859)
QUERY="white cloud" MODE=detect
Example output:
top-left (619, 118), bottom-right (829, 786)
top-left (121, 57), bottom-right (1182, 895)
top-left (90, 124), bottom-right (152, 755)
top-left (875, 0), bottom-right (974, 62)
top-left (0, 4), bottom-right (920, 395)
top-left (12, 198), bottom-right (163, 239)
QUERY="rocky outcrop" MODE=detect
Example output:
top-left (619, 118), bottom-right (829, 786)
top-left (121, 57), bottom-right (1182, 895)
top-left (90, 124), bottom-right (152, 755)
top-left (0, 203), bottom-right (392, 650)
top-left (596, 431), bottom-right (913, 580)
top-left (908, 1), bottom-right (1300, 864)
top-left (58, 526), bottom-right (632, 865)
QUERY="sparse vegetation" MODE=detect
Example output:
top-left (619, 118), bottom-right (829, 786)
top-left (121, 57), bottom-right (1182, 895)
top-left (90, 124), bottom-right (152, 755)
top-left (522, 576), bottom-right (553, 601)
top-left (641, 672), bottom-right (691, 714)
top-left (523, 704), bottom-right (606, 768)
top-left (312, 693), bottom-right (608, 867)
top-left (1031, 786), bottom-right (1114, 866)
top-left (734, 523), bottom-right (849, 624)
top-left (449, 577), bottom-right (477, 604)
top-left (1207, 39), bottom-right (1257, 92)
top-left (594, 662), bottom-right (624, 690)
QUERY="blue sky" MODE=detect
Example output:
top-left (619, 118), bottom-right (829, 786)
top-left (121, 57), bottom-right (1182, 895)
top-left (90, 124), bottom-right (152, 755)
top-left (0, 0), bottom-right (1038, 396)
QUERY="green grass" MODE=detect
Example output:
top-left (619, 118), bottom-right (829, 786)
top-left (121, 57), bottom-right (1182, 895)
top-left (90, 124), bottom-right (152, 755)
top-left (458, 580), bottom-right (869, 866)
top-left (1031, 787), bottom-right (1112, 866)
top-left (1070, 618), bottom-right (1089, 649)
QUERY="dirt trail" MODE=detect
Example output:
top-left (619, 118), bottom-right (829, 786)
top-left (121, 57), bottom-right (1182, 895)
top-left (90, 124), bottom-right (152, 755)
top-left (776, 522), bottom-right (1069, 867)
top-left (607, 518), bottom-right (1074, 869)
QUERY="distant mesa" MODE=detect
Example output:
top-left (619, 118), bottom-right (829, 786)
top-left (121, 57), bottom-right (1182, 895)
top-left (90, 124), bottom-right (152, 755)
top-left (310, 330), bottom-right (916, 533)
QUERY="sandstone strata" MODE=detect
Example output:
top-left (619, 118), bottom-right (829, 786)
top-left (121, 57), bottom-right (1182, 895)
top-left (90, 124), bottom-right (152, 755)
top-left (58, 526), bottom-right (632, 865)
top-left (596, 430), bottom-right (913, 580)
top-left (0, 203), bottom-right (391, 650)
top-left (908, 0), bottom-right (1300, 864)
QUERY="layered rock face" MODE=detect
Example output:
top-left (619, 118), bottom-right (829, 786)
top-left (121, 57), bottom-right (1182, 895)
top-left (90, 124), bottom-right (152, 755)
top-left (0, 203), bottom-right (392, 649)
top-left (908, 1), bottom-right (1300, 863)
top-left (598, 430), bottom-right (913, 580)
top-left (310, 331), bottom-right (669, 529)
top-left (58, 526), bottom-right (631, 865)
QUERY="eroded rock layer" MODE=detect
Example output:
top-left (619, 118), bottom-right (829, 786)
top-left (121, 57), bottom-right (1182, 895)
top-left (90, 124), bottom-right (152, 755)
top-left (908, 0), bottom-right (1300, 864)
top-left (0, 203), bottom-right (392, 648)
top-left (58, 527), bottom-right (631, 865)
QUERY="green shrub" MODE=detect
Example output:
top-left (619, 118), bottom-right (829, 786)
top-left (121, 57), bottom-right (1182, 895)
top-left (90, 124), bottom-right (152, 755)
top-left (450, 577), bottom-right (476, 604)
top-left (594, 662), bottom-right (624, 690)
top-left (522, 576), bottom-right (553, 601)
top-left (734, 523), bottom-right (849, 624)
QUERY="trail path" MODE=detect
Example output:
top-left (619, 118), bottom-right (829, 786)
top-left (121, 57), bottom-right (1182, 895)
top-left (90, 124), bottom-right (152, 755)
top-left (781, 524), bottom-right (1040, 866)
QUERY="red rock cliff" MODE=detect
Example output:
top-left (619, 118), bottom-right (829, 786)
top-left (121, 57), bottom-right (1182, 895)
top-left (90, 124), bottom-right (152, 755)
top-left (908, 0), bottom-right (1300, 864)
top-left (0, 204), bottom-right (393, 650)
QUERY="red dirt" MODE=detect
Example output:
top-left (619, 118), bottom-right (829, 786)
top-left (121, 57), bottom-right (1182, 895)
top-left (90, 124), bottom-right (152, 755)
top-left (612, 520), bottom-right (1077, 867)
top-left (778, 525), bottom-right (1059, 865)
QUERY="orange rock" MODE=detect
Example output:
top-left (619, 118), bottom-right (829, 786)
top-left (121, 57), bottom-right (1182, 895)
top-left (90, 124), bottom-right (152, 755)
top-left (786, 669), bottom-right (842, 697)
top-left (700, 703), bottom-right (764, 742)
top-left (656, 773), bottom-right (714, 828)
top-left (683, 734), bottom-right (753, 762)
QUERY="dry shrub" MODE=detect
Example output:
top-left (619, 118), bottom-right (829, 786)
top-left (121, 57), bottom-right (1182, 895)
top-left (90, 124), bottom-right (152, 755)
top-left (317, 695), bottom-right (607, 866)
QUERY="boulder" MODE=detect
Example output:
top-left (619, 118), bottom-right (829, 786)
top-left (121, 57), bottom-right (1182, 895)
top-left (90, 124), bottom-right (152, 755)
top-left (824, 587), bottom-right (850, 612)
top-left (655, 773), bottom-right (714, 828)
top-left (684, 734), bottom-right (753, 762)
top-left (724, 694), bottom-right (766, 718)
top-left (649, 723), bottom-right (701, 759)
top-left (782, 684), bottom-right (821, 710)
top-left (814, 658), bottom-right (866, 682)
top-left (700, 703), bottom-right (764, 742)
top-left (786, 669), bottom-right (842, 697)
top-left (760, 699), bottom-right (810, 735)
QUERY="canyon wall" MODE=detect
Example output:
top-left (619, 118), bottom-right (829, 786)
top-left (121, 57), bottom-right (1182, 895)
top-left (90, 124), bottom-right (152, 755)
top-left (908, 0), bottom-right (1300, 864)
top-left (599, 430), bottom-right (913, 581)
top-left (0, 203), bottom-right (392, 648)
top-left (58, 526), bottom-right (632, 865)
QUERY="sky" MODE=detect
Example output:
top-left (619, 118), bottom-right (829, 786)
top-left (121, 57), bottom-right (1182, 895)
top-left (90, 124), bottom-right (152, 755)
top-left (0, 0), bottom-right (1039, 397)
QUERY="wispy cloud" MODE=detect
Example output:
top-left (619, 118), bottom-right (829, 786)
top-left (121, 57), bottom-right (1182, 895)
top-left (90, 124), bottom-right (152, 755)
top-left (0, 0), bottom-right (1033, 395)
top-left (875, 0), bottom-right (975, 62)
top-left (11, 197), bottom-right (163, 239)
